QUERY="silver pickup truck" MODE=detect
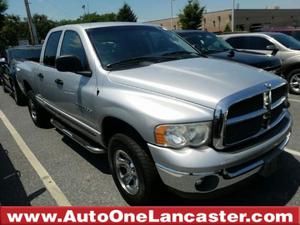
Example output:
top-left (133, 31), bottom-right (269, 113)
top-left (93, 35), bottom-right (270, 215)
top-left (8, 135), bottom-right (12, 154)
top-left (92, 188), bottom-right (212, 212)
top-left (16, 22), bottom-right (292, 205)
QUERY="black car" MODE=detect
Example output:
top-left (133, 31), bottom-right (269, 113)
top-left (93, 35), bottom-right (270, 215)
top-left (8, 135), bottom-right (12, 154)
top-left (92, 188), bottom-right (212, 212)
top-left (176, 30), bottom-right (282, 75)
top-left (0, 45), bottom-right (41, 105)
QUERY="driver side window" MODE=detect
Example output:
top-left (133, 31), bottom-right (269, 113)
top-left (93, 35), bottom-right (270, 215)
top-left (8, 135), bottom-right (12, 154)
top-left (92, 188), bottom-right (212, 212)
top-left (60, 30), bottom-right (89, 71)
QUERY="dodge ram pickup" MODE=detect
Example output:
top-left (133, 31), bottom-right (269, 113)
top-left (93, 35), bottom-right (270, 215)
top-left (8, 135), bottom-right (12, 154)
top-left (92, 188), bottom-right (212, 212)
top-left (16, 23), bottom-right (292, 205)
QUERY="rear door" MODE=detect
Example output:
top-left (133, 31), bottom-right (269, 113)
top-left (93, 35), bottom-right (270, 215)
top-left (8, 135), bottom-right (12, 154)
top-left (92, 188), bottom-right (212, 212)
top-left (38, 31), bottom-right (62, 103)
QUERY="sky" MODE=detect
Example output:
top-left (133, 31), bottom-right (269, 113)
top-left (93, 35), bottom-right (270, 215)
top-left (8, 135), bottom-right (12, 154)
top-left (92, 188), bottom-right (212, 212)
top-left (6, 0), bottom-right (300, 22)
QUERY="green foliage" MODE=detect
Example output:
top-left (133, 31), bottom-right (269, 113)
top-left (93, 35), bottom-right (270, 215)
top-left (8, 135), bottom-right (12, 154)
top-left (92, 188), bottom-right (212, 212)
top-left (116, 3), bottom-right (137, 22)
top-left (32, 14), bottom-right (57, 41)
top-left (179, 0), bottom-right (205, 30)
top-left (224, 23), bottom-right (231, 33)
top-left (0, 15), bottom-right (22, 47)
top-left (0, 1), bottom-right (135, 52)
top-left (77, 12), bottom-right (117, 23)
top-left (0, 0), bottom-right (7, 28)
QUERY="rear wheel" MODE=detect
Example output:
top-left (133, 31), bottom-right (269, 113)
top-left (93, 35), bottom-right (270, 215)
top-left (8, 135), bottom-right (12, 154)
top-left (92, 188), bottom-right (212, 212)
top-left (27, 91), bottom-right (52, 128)
top-left (108, 133), bottom-right (161, 205)
top-left (288, 69), bottom-right (300, 94)
top-left (12, 80), bottom-right (27, 106)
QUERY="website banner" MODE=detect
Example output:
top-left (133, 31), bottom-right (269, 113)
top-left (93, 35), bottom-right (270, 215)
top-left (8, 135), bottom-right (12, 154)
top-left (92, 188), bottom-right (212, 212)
top-left (0, 207), bottom-right (299, 225)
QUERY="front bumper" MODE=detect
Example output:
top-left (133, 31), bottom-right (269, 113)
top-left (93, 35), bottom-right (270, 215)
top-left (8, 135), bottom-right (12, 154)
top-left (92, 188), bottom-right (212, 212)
top-left (148, 113), bottom-right (292, 194)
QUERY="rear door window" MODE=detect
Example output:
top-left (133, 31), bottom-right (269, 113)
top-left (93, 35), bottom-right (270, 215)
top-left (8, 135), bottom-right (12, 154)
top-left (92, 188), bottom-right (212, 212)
top-left (43, 31), bottom-right (62, 67)
top-left (226, 37), bottom-right (248, 49)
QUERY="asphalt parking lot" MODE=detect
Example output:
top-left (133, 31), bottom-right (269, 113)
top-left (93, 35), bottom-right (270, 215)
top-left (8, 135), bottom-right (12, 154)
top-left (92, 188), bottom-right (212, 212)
top-left (0, 90), bottom-right (299, 206)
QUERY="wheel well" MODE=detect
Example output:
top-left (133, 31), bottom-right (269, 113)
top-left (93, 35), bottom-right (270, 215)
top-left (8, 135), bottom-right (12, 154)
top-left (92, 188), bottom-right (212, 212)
top-left (23, 80), bottom-right (32, 94)
top-left (284, 65), bottom-right (300, 78)
top-left (102, 117), bottom-right (148, 150)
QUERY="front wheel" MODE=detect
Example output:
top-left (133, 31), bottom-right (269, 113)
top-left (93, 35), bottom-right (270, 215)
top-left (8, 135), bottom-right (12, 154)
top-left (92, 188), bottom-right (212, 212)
top-left (108, 133), bottom-right (161, 205)
top-left (288, 69), bottom-right (300, 94)
top-left (27, 91), bottom-right (52, 128)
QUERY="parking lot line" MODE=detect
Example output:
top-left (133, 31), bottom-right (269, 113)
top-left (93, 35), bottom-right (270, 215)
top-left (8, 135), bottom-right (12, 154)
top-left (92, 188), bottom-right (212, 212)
top-left (285, 148), bottom-right (300, 157)
top-left (289, 98), bottom-right (300, 104)
top-left (0, 110), bottom-right (71, 206)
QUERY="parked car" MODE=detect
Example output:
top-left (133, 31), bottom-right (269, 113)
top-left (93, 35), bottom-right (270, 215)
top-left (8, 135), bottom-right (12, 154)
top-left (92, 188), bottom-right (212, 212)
top-left (0, 45), bottom-right (42, 105)
top-left (221, 32), bottom-right (300, 94)
top-left (261, 28), bottom-right (300, 42)
top-left (16, 23), bottom-right (292, 205)
top-left (0, 58), bottom-right (7, 85)
top-left (176, 30), bottom-right (282, 75)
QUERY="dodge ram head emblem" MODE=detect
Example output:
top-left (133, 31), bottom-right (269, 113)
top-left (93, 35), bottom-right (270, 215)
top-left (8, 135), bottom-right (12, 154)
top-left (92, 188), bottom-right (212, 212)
top-left (262, 83), bottom-right (272, 128)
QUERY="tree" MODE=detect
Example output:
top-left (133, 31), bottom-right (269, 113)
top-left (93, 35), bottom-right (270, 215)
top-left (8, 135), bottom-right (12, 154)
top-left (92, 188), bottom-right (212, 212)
top-left (0, 15), bottom-right (22, 47)
top-left (178, 0), bottom-right (205, 30)
top-left (77, 12), bottom-right (116, 23)
top-left (116, 3), bottom-right (137, 22)
top-left (32, 14), bottom-right (57, 42)
top-left (224, 23), bottom-right (231, 33)
top-left (0, 0), bottom-right (7, 28)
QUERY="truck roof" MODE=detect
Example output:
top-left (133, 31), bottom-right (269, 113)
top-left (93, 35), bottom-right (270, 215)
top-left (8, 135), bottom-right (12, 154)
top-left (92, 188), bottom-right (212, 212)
top-left (51, 22), bottom-right (160, 32)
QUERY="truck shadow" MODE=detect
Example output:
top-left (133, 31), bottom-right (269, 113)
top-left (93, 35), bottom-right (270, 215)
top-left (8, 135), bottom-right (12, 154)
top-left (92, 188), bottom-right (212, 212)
top-left (0, 143), bottom-right (46, 206)
top-left (61, 136), bottom-right (111, 175)
top-left (154, 152), bottom-right (300, 206)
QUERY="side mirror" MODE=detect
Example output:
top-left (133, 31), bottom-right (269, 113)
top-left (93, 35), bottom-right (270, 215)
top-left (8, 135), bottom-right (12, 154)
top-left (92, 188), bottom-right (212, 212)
top-left (56, 55), bottom-right (91, 76)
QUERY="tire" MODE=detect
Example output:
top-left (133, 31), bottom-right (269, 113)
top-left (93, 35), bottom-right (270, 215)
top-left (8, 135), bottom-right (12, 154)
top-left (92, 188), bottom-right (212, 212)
top-left (288, 69), bottom-right (300, 95)
top-left (27, 91), bottom-right (52, 128)
top-left (12, 79), bottom-right (27, 106)
top-left (108, 133), bottom-right (160, 205)
top-left (2, 81), bottom-right (9, 93)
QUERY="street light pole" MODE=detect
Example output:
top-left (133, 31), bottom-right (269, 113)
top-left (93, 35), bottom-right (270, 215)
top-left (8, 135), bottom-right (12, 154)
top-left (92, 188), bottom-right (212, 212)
top-left (231, 0), bottom-right (235, 32)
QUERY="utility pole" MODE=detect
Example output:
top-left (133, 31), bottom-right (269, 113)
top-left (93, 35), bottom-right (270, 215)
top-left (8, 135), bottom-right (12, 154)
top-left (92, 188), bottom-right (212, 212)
top-left (170, 0), bottom-right (175, 30)
top-left (86, 0), bottom-right (90, 14)
top-left (231, 0), bottom-right (235, 32)
top-left (24, 0), bottom-right (38, 45)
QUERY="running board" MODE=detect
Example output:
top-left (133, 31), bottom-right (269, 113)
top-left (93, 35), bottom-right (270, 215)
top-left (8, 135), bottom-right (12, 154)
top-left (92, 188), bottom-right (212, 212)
top-left (51, 119), bottom-right (106, 154)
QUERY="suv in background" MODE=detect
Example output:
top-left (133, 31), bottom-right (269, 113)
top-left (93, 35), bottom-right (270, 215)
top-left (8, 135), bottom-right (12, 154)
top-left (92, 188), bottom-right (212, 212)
top-left (176, 30), bottom-right (282, 75)
top-left (262, 28), bottom-right (300, 42)
top-left (221, 32), bottom-right (300, 94)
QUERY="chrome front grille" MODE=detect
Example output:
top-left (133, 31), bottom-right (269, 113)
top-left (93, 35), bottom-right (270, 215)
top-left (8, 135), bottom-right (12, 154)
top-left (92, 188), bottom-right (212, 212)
top-left (213, 80), bottom-right (288, 150)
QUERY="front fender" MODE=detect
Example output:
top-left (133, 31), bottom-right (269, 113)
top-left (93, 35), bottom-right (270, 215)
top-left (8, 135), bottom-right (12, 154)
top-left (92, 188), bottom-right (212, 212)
top-left (97, 82), bottom-right (214, 144)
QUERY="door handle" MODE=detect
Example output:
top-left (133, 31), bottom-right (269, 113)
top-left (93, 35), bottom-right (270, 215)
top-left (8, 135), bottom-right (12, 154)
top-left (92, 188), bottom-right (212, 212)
top-left (55, 79), bottom-right (64, 85)
top-left (38, 73), bottom-right (44, 79)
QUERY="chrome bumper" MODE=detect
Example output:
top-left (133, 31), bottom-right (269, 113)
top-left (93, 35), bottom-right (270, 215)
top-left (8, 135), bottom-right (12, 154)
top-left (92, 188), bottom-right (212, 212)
top-left (148, 113), bottom-right (292, 194)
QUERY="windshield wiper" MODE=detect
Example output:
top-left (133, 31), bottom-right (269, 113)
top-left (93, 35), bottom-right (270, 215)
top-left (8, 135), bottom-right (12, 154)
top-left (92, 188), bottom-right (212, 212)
top-left (162, 51), bottom-right (200, 57)
top-left (106, 56), bottom-right (163, 69)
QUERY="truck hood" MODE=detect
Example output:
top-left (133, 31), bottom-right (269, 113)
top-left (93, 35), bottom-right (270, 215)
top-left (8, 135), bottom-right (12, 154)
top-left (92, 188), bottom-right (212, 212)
top-left (209, 50), bottom-right (281, 70)
top-left (108, 58), bottom-right (280, 109)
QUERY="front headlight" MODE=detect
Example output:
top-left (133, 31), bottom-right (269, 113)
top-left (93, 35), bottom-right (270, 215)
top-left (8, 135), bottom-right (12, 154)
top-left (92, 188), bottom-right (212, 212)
top-left (155, 122), bottom-right (211, 149)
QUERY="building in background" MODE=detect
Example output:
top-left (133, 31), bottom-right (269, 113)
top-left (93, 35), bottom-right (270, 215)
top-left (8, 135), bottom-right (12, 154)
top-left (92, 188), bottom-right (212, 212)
top-left (147, 8), bottom-right (300, 33)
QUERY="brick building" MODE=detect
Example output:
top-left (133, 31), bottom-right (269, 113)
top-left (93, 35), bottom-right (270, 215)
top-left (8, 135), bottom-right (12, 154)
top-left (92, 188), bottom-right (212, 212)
top-left (147, 9), bottom-right (300, 32)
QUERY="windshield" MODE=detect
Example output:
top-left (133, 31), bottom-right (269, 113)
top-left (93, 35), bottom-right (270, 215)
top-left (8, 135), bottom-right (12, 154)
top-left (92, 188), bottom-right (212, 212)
top-left (178, 32), bottom-right (233, 54)
top-left (9, 48), bottom-right (41, 62)
top-left (269, 33), bottom-right (300, 50)
top-left (86, 26), bottom-right (199, 70)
